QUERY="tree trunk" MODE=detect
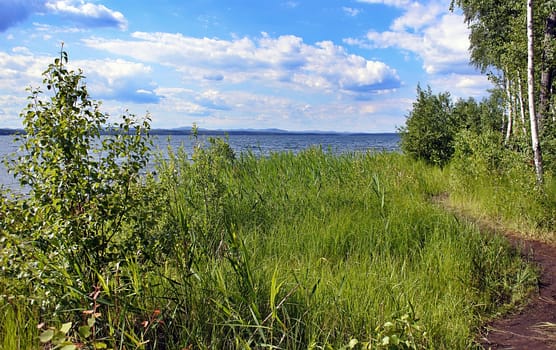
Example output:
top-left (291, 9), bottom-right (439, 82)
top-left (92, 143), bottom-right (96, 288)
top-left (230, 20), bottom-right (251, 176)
top-left (527, 0), bottom-right (544, 185)
top-left (539, 10), bottom-right (556, 128)
top-left (505, 75), bottom-right (513, 143)
top-left (517, 71), bottom-right (528, 135)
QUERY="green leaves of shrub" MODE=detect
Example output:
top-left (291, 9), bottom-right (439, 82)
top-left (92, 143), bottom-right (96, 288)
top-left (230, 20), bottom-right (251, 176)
top-left (5, 48), bottom-right (152, 287)
top-left (1, 48), bottom-right (155, 349)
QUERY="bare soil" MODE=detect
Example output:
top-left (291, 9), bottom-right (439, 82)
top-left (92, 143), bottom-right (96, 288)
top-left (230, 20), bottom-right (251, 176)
top-left (434, 194), bottom-right (556, 349)
top-left (479, 233), bottom-right (556, 349)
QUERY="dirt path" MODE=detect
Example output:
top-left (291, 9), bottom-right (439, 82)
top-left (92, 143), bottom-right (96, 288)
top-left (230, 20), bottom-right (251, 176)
top-left (479, 233), bottom-right (556, 349)
top-left (434, 195), bottom-right (556, 349)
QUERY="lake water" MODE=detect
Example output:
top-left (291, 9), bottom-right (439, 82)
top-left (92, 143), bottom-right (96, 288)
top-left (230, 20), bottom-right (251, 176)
top-left (0, 133), bottom-right (400, 191)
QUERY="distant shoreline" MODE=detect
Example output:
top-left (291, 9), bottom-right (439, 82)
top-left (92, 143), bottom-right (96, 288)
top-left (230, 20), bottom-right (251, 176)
top-left (0, 128), bottom-right (397, 136)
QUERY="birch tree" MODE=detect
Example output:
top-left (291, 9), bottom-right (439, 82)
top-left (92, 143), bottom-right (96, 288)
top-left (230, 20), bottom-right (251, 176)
top-left (527, 0), bottom-right (544, 184)
top-left (452, 0), bottom-right (550, 183)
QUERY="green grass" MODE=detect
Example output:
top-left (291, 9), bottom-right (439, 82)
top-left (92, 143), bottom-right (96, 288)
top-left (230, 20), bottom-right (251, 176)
top-left (0, 144), bottom-right (540, 349)
top-left (448, 158), bottom-right (556, 242)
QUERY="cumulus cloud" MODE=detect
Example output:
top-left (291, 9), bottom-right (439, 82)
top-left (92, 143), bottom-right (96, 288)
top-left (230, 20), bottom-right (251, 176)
top-left (346, 0), bottom-right (483, 97)
top-left (0, 51), bottom-right (50, 88)
top-left (0, 51), bottom-right (160, 107)
top-left (364, 12), bottom-right (471, 74)
top-left (430, 73), bottom-right (491, 98)
top-left (355, 0), bottom-right (413, 7)
top-left (83, 32), bottom-right (401, 98)
top-left (45, 0), bottom-right (127, 30)
top-left (391, 2), bottom-right (444, 31)
top-left (0, 0), bottom-right (127, 32)
top-left (75, 58), bottom-right (161, 103)
top-left (195, 90), bottom-right (231, 111)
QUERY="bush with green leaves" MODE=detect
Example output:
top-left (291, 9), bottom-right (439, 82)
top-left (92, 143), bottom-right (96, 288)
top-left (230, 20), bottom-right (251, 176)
top-left (0, 49), bottom-right (156, 346)
top-left (399, 85), bottom-right (504, 166)
top-left (399, 85), bottom-right (457, 165)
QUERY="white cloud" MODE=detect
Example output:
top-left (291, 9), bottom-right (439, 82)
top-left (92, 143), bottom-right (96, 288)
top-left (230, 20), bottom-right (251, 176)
top-left (83, 32), bottom-right (401, 96)
top-left (11, 46), bottom-right (32, 55)
top-left (45, 0), bottom-right (128, 30)
top-left (73, 58), bottom-right (161, 103)
top-left (343, 7), bottom-right (361, 17)
top-left (0, 52), bottom-right (49, 89)
top-left (0, 51), bottom-right (160, 114)
top-left (365, 12), bottom-right (471, 74)
top-left (33, 22), bottom-right (85, 33)
top-left (391, 2), bottom-right (443, 31)
top-left (420, 13), bottom-right (471, 74)
top-left (148, 84), bottom-right (406, 132)
top-left (0, 0), bottom-right (128, 32)
top-left (430, 73), bottom-right (491, 98)
top-left (346, 1), bottom-right (486, 97)
top-left (282, 1), bottom-right (299, 9)
top-left (0, 52), bottom-right (52, 125)
top-left (355, 0), bottom-right (414, 7)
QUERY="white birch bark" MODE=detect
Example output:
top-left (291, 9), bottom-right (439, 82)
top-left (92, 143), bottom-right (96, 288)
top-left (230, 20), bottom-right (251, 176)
top-left (527, 0), bottom-right (544, 185)
top-left (517, 71), bottom-right (528, 135)
top-left (505, 75), bottom-right (513, 143)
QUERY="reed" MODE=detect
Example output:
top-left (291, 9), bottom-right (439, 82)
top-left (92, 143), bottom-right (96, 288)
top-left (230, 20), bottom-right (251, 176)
top-left (0, 142), bottom-right (539, 349)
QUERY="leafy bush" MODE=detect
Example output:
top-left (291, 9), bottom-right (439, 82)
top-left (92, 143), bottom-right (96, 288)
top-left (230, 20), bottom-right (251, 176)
top-left (450, 129), bottom-right (506, 180)
top-left (0, 49), bottom-right (158, 347)
top-left (399, 86), bottom-right (456, 165)
top-left (399, 85), bottom-right (504, 166)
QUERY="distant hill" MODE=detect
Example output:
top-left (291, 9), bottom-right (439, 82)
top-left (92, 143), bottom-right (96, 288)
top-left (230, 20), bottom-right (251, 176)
top-left (0, 127), bottom-right (393, 136)
top-left (154, 127), bottom-right (386, 136)
top-left (0, 129), bottom-right (23, 135)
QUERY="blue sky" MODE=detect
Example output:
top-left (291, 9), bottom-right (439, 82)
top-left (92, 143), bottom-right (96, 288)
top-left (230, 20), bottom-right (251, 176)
top-left (0, 0), bottom-right (491, 132)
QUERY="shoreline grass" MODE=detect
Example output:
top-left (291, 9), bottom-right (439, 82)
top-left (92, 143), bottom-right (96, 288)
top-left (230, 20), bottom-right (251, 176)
top-left (1, 145), bottom-right (543, 349)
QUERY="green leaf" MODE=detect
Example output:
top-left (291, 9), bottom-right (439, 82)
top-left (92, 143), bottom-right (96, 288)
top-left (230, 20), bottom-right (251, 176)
top-left (39, 329), bottom-right (55, 343)
top-left (60, 322), bottom-right (72, 334)
top-left (94, 342), bottom-right (108, 349)
top-left (60, 345), bottom-right (77, 350)
top-left (78, 325), bottom-right (91, 338)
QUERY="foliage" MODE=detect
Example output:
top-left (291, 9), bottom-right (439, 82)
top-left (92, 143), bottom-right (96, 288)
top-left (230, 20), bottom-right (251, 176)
top-left (144, 145), bottom-right (537, 348)
top-left (541, 120), bottom-right (556, 173)
top-left (450, 0), bottom-right (556, 184)
top-left (0, 50), bottom-right (159, 348)
top-left (453, 92), bottom-right (504, 135)
top-left (399, 85), bottom-right (456, 165)
top-left (1, 134), bottom-right (541, 348)
top-left (451, 129), bottom-right (507, 179)
top-left (399, 85), bottom-right (503, 166)
top-left (450, 129), bottom-right (556, 236)
top-left (0, 52), bottom-right (545, 349)
top-left (3, 49), bottom-right (152, 283)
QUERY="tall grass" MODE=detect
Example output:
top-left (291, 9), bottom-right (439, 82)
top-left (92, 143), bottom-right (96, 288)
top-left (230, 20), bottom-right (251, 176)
top-left (150, 144), bottom-right (535, 348)
top-left (0, 141), bottom-right (538, 349)
top-left (449, 131), bottom-right (556, 241)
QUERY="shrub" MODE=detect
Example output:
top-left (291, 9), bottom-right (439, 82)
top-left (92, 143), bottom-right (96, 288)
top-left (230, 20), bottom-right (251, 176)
top-left (399, 85), bottom-right (456, 166)
top-left (1, 49), bottom-right (156, 347)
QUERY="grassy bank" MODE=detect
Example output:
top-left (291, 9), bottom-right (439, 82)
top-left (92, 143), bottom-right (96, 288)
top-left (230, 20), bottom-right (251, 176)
top-left (1, 140), bottom-right (541, 349)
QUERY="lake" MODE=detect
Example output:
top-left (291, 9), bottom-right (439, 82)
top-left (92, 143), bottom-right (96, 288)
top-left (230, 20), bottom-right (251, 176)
top-left (0, 132), bottom-right (400, 191)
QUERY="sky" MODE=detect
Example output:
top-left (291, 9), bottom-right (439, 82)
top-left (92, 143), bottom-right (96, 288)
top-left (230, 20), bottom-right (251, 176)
top-left (0, 0), bottom-right (492, 132)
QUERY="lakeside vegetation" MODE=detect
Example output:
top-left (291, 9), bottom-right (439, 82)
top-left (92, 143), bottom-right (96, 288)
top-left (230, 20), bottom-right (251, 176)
top-left (0, 51), bottom-right (554, 349)
top-left (1, 134), bottom-right (548, 349)
top-left (5, 0), bottom-right (556, 343)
